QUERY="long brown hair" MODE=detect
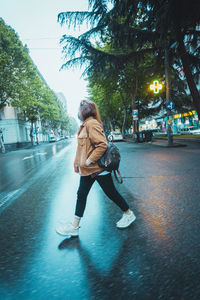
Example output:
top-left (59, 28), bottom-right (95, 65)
top-left (79, 100), bottom-right (102, 123)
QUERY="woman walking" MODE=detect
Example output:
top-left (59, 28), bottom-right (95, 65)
top-left (56, 100), bottom-right (136, 236)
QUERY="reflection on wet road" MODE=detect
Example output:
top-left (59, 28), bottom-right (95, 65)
top-left (0, 140), bottom-right (200, 299)
top-left (0, 141), bottom-right (72, 212)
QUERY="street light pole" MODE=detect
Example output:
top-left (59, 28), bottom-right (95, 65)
top-left (165, 39), bottom-right (173, 146)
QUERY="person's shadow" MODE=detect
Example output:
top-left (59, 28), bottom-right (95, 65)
top-left (58, 232), bottom-right (137, 299)
top-left (58, 236), bottom-right (81, 250)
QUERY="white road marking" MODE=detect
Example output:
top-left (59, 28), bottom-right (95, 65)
top-left (23, 152), bottom-right (47, 160)
top-left (0, 143), bottom-right (72, 213)
top-left (55, 144), bottom-right (72, 158)
top-left (23, 155), bottom-right (34, 160)
top-left (0, 189), bottom-right (20, 208)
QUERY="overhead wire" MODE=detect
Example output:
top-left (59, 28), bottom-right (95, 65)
top-left (23, 37), bottom-right (62, 50)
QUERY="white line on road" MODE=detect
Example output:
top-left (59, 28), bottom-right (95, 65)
top-left (23, 155), bottom-right (34, 160)
top-left (35, 152), bottom-right (47, 156)
top-left (0, 189), bottom-right (20, 208)
top-left (55, 144), bottom-right (72, 158)
top-left (23, 152), bottom-right (47, 160)
top-left (0, 143), bottom-right (73, 213)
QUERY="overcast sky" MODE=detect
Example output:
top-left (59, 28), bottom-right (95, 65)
top-left (0, 0), bottom-right (90, 118)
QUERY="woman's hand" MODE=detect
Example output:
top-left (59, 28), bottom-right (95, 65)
top-left (86, 158), bottom-right (92, 166)
top-left (74, 165), bottom-right (79, 173)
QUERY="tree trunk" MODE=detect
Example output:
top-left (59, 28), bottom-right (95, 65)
top-left (0, 135), bottom-right (5, 153)
top-left (122, 108), bottom-right (127, 137)
top-left (0, 99), bottom-right (7, 110)
top-left (30, 120), bottom-right (34, 146)
top-left (35, 123), bottom-right (39, 145)
top-left (120, 92), bottom-right (127, 137)
top-left (178, 40), bottom-right (200, 120)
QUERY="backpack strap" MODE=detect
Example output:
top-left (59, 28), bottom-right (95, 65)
top-left (85, 123), bottom-right (89, 139)
top-left (85, 123), bottom-right (95, 148)
top-left (113, 169), bottom-right (123, 184)
top-left (86, 123), bottom-right (123, 184)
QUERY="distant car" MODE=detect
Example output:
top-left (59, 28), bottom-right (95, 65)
top-left (49, 136), bottom-right (57, 143)
top-left (152, 130), bottom-right (167, 136)
top-left (190, 129), bottom-right (200, 135)
top-left (178, 127), bottom-right (198, 135)
top-left (109, 131), bottom-right (123, 141)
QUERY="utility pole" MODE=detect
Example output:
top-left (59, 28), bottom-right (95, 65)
top-left (165, 39), bottom-right (173, 146)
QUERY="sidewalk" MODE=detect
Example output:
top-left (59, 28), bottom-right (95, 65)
top-left (152, 136), bottom-right (200, 147)
top-left (125, 139), bottom-right (186, 147)
top-left (125, 136), bottom-right (200, 147)
top-left (151, 138), bottom-right (187, 147)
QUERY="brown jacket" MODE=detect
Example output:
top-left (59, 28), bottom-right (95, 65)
top-left (74, 117), bottom-right (108, 176)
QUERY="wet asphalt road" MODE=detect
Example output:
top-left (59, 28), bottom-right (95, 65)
top-left (0, 139), bottom-right (200, 300)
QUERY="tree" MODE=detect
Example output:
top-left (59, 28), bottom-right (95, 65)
top-left (87, 41), bottom-right (192, 135)
top-left (58, 0), bottom-right (200, 120)
top-left (0, 128), bottom-right (5, 153)
top-left (1, 18), bottom-right (70, 146)
top-left (133, 0), bottom-right (200, 120)
top-left (13, 75), bottom-right (45, 145)
top-left (69, 117), bottom-right (79, 135)
top-left (88, 77), bottom-right (125, 131)
top-left (12, 71), bottom-right (67, 145)
top-left (0, 18), bottom-right (34, 109)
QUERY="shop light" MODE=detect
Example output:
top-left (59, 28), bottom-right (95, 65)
top-left (150, 80), bottom-right (163, 94)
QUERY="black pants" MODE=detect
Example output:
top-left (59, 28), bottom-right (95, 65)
top-left (75, 173), bottom-right (129, 217)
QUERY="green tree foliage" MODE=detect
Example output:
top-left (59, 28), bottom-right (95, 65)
top-left (88, 77), bottom-right (125, 130)
top-left (58, 0), bottom-right (200, 119)
top-left (69, 117), bottom-right (79, 135)
top-left (87, 42), bottom-right (192, 134)
top-left (0, 18), bottom-right (31, 109)
top-left (0, 18), bottom-right (70, 144)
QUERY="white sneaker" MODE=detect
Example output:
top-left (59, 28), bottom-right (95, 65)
top-left (116, 211), bottom-right (136, 229)
top-left (56, 223), bottom-right (79, 236)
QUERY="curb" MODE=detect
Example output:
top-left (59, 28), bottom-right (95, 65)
top-left (124, 138), bottom-right (187, 148)
top-left (151, 142), bottom-right (187, 148)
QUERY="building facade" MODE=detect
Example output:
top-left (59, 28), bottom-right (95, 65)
top-left (0, 105), bottom-right (48, 151)
top-left (140, 110), bottom-right (200, 134)
top-left (56, 92), bottom-right (68, 113)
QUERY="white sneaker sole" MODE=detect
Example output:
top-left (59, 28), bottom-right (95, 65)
top-left (116, 215), bottom-right (136, 229)
top-left (56, 228), bottom-right (79, 237)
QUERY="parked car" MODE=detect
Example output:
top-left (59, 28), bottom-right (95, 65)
top-left (108, 131), bottom-right (123, 141)
top-left (59, 135), bottom-right (65, 140)
top-left (152, 129), bottom-right (167, 136)
top-left (190, 129), bottom-right (200, 135)
top-left (178, 127), bottom-right (199, 135)
top-left (49, 136), bottom-right (57, 143)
